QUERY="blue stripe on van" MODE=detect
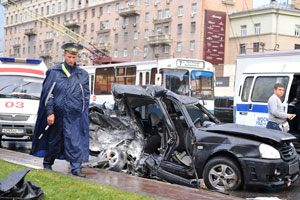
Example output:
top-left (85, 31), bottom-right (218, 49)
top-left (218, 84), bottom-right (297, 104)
top-left (236, 104), bottom-right (269, 113)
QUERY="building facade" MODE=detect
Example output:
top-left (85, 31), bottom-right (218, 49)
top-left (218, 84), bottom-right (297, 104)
top-left (3, 0), bottom-right (252, 67)
top-left (229, 3), bottom-right (300, 64)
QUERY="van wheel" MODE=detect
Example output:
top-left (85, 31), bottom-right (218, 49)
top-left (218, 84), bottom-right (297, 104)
top-left (106, 148), bottom-right (127, 172)
top-left (203, 156), bottom-right (242, 191)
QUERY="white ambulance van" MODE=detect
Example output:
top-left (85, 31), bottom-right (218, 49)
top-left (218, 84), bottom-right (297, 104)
top-left (0, 57), bottom-right (47, 147)
top-left (234, 50), bottom-right (300, 129)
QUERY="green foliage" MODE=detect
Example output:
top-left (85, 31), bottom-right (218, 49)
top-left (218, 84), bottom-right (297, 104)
top-left (0, 159), bottom-right (155, 200)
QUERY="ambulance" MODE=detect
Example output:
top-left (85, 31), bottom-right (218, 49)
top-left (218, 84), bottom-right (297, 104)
top-left (0, 57), bottom-right (47, 147)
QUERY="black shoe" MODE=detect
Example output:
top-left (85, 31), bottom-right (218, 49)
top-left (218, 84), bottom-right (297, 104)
top-left (43, 165), bottom-right (52, 170)
top-left (73, 170), bottom-right (86, 178)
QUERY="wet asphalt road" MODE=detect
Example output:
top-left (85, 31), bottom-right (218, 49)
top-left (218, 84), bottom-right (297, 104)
top-left (1, 141), bottom-right (300, 200)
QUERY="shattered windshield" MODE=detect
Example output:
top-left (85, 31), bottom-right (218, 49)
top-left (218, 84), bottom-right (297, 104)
top-left (0, 75), bottom-right (43, 99)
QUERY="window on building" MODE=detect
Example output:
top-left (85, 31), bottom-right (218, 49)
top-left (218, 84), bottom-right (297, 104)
top-left (124, 32), bottom-right (128, 41)
top-left (77, 12), bottom-right (80, 19)
top-left (47, 5), bottom-right (50, 15)
top-left (114, 49), bottom-right (118, 57)
top-left (99, 36), bottom-right (104, 43)
top-left (116, 3), bottom-right (120, 12)
top-left (190, 40), bottom-right (195, 51)
top-left (115, 18), bottom-right (119, 27)
top-left (124, 17), bottom-right (129, 26)
top-left (164, 26), bottom-right (169, 33)
top-left (105, 20), bottom-right (110, 28)
top-left (145, 0), bottom-right (150, 6)
top-left (136, 0), bottom-right (140, 6)
top-left (115, 33), bottom-right (119, 43)
top-left (108, 5), bottom-right (112, 14)
top-left (99, 7), bottom-right (103, 16)
top-left (253, 42), bottom-right (259, 52)
top-left (254, 23), bottom-right (261, 35)
top-left (241, 25), bottom-right (247, 36)
top-left (92, 8), bottom-right (95, 17)
top-left (191, 22), bottom-right (196, 33)
top-left (295, 44), bottom-right (300, 49)
top-left (84, 24), bottom-right (87, 32)
top-left (84, 10), bottom-right (87, 19)
top-left (177, 42), bottom-right (182, 52)
top-left (58, 2), bottom-right (61, 12)
top-left (134, 31), bottom-right (139, 40)
top-left (295, 25), bottom-right (300, 36)
top-left (164, 45), bottom-right (170, 54)
top-left (192, 3), bottom-right (197, 13)
top-left (41, 7), bottom-right (44, 15)
top-left (240, 43), bottom-right (246, 54)
top-left (11, 16), bottom-right (13, 24)
top-left (91, 23), bottom-right (94, 32)
top-left (123, 48), bottom-right (128, 57)
top-left (135, 15), bottom-right (139, 24)
top-left (52, 4), bottom-right (56, 14)
top-left (178, 6), bottom-right (183, 16)
top-left (15, 14), bottom-right (18, 23)
top-left (178, 24), bottom-right (182, 35)
top-left (145, 12), bottom-right (150, 22)
top-left (144, 29), bottom-right (149, 38)
top-left (70, 13), bottom-right (73, 20)
top-left (144, 46), bottom-right (148, 57)
top-left (158, 10), bottom-right (163, 19)
top-left (165, 9), bottom-right (170, 18)
top-left (157, 27), bottom-right (162, 34)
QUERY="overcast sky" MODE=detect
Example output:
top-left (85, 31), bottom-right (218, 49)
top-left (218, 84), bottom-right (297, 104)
top-left (253, 0), bottom-right (292, 7)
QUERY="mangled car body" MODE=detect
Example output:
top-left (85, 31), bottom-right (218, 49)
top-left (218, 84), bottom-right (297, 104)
top-left (87, 84), bottom-right (299, 191)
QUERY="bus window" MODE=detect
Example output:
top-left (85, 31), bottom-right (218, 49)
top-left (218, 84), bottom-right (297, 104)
top-left (241, 76), bottom-right (253, 102)
top-left (251, 76), bottom-right (289, 103)
top-left (116, 66), bottom-right (136, 85)
top-left (150, 68), bottom-right (157, 84)
top-left (95, 67), bottom-right (115, 95)
top-left (191, 71), bottom-right (214, 100)
top-left (139, 72), bottom-right (143, 85)
top-left (160, 69), bottom-right (189, 95)
top-left (146, 72), bottom-right (150, 84)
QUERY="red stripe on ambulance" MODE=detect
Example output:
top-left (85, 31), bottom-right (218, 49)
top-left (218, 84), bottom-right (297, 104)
top-left (0, 68), bottom-right (44, 76)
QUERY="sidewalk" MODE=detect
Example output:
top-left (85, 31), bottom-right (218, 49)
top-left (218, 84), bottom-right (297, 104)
top-left (0, 148), bottom-right (243, 200)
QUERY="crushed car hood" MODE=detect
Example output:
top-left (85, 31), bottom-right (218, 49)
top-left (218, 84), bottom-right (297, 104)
top-left (203, 123), bottom-right (296, 143)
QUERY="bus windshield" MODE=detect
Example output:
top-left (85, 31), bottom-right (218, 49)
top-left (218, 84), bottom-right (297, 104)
top-left (160, 69), bottom-right (189, 96)
top-left (0, 75), bottom-right (43, 99)
top-left (190, 71), bottom-right (214, 100)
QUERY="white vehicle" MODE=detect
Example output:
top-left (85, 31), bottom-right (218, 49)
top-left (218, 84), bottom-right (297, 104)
top-left (234, 50), bottom-right (300, 128)
top-left (0, 57), bottom-right (47, 147)
top-left (85, 58), bottom-right (215, 112)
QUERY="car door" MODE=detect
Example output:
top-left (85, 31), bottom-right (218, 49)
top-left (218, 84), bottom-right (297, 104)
top-left (236, 74), bottom-right (293, 127)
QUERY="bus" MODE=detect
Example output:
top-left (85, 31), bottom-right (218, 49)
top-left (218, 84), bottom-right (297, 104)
top-left (85, 58), bottom-right (215, 112)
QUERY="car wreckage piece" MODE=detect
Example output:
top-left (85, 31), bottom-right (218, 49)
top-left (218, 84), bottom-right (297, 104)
top-left (85, 84), bottom-right (299, 191)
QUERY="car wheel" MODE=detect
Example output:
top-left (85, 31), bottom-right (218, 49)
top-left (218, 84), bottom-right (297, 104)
top-left (106, 148), bottom-right (127, 172)
top-left (203, 156), bottom-right (242, 191)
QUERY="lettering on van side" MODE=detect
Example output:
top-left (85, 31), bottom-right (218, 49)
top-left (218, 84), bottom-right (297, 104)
top-left (256, 117), bottom-right (268, 127)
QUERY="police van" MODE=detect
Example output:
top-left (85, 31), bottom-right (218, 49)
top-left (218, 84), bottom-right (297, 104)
top-left (234, 50), bottom-right (300, 130)
top-left (0, 57), bottom-right (47, 147)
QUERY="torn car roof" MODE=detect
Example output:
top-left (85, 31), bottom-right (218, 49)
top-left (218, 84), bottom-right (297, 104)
top-left (112, 84), bottom-right (199, 105)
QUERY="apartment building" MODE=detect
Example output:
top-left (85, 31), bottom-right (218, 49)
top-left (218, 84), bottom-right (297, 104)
top-left (228, 2), bottom-right (300, 64)
top-left (2, 0), bottom-right (253, 68)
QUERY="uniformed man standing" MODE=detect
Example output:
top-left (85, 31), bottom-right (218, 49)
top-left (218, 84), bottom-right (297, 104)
top-left (31, 43), bottom-right (90, 177)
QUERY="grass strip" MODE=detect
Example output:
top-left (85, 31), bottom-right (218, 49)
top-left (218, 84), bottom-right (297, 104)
top-left (0, 159), bottom-right (155, 200)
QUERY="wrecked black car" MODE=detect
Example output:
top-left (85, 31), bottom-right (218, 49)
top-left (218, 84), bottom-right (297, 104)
top-left (86, 84), bottom-right (299, 191)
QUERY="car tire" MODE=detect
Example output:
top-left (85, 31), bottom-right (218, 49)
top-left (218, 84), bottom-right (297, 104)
top-left (106, 148), bottom-right (127, 172)
top-left (203, 156), bottom-right (242, 191)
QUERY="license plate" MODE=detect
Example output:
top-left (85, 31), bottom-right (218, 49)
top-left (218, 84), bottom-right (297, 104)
top-left (1, 128), bottom-right (24, 134)
top-left (289, 162), bottom-right (299, 175)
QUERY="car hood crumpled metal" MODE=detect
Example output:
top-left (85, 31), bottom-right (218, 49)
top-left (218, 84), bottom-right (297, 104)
top-left (112, 84), bottom-right (199, 105)
top-left (203, 123), bottom-right (296, 143)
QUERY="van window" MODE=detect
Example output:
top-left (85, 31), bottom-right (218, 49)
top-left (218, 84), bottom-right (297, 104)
top-left (116, 66), bottom-right (136, 85)
top-left (241, 76), bottom-right (253, 102)
top-left (251, 76), bottom-right (289, 102)
top-left (95, 67), bottom-right (115, 95)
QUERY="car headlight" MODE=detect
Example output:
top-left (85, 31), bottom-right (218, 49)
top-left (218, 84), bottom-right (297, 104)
top-left (259, 143), bottom-right (281, 159)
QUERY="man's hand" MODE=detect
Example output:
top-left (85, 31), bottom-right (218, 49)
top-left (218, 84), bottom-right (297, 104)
top-left (47, 114), bottom-right (55, 125)
top-left (287, 114), bottom-right (294, 119)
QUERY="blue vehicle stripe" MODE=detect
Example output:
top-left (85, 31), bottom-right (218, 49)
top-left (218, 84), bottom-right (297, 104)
top-left (236, 104), bottom-right (268, 113)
